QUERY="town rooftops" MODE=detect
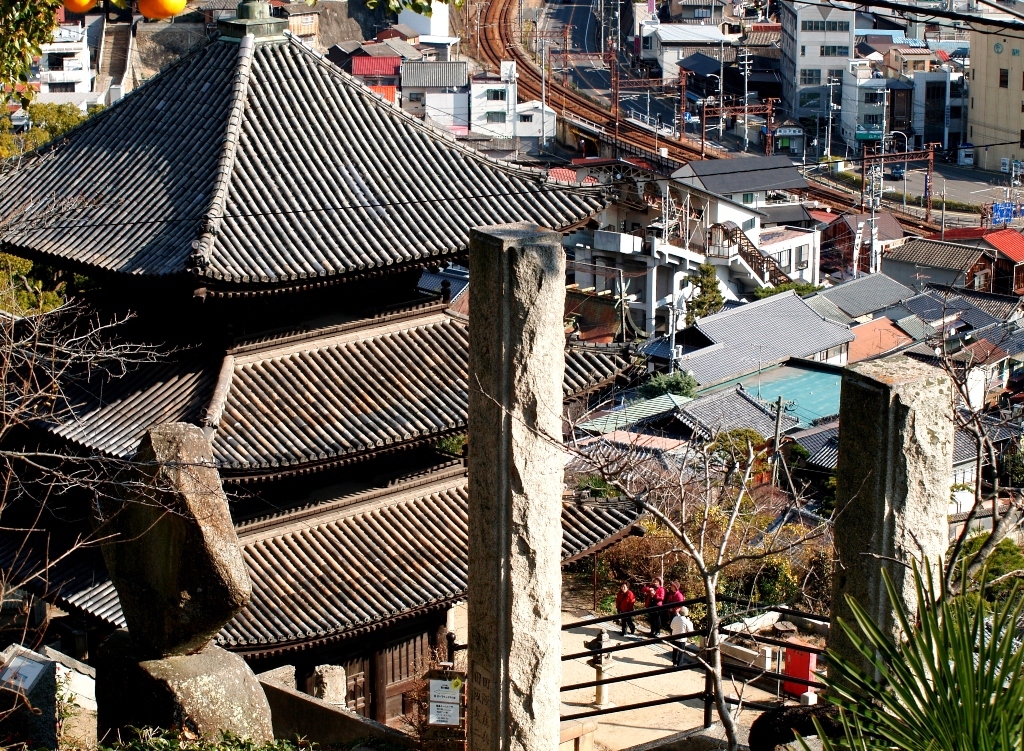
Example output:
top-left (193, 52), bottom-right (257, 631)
top-left (671, 155), bottom-right (809, 195)
top-left (400, 60), bottom-right (469, 88)
top-left (926, 227), bottom-right (1024, 264)
top-left (836, 212), bottom-right (904, 243)
top-left (351, 55), bottom-right (402, 76)
top-left (925, 284), bottom-right (1024, 321)
top-left (848, 317), bottom-right (913, 362)
top-left (666, 291), bottom-right (854, 387)
top-left (653, 24), bottom-right (730, 43)
top-left (0, 34), bottom-right (600, 291)
top-left (811, 273), bottom-right (914, 319)
top-left (678, 52), bottom-right (722, 77)
top-left (578, 393), bottom-right (693, 434)
top-left (675, 386), bottom-right (798, 441)
top-left (761, 203), bottom-right (813, 227)
top-left (885, 238), bottom-right (991, 272)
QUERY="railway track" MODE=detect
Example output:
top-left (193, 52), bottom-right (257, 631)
top-left (476, 0), bottom-right (940, 233)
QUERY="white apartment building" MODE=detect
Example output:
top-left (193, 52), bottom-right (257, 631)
top-left (469, 62), bottom-right (556, 145)
top-left (758, 225), bottom-right (820, 284)
top-left (640, 22), bottom-right (732, 81)
top-left (36, 24), bottom-right (93, 95)
top-left (840, 59), bottom-right (888, 151)
top-left (779, 0), bottom-right (856, 119)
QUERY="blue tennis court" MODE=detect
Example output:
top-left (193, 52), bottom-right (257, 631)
top-left (734, 365), bottom-right (842, 426)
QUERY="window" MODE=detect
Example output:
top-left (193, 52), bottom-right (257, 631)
top-left (799, 91), bottom-right (821, 108)
top-left (802, 19), bottom-right (848, 31)
top-left (777, 248), bottom-right (792, 272)
top-left (301, 14), bottom-right (314, 26)
top-left (950, 81), bottom-right (963, 97)
top-left (642, 35), bottom-right (652, 50)
top-left (801, 20), bottom-right (825, 30)
top-left (864, 91), bottom-right (884, 104)
top-left (820, 46), bottom-right (849, 56)
top-left (486, 89), bottom-right (507, 101)
top-left (912, 60), bottom-right (925, 71)
top-left (799, 68), bottom-right (821, 85)
top-left (864, 114), bottom-right (882, 125)
top-left (408, 92), bottom-right (423, 102)
top-left (48, 82), bottom-right (75, 93)
top-left (519, 114), bottom-right (533, 122)
top-left (828, 68), bottom-right (844, 83)
top-left (796, 245), bottom-right (809, 269)
top-left (800, 45), bottom-right (806, 56)
top-left (1000, 68), bottom-right (1010, 88)
top-left (971, 96), bottom-right (974, 109)
top-left (950, 106), bottom-right (962, 119)
top-left (486, 111), bottom-right (507, 123)
top-left (741, 217), bottom-right (756, 231)
top-left (827, 20), bottom-right (849, 30)
top-left (742, 192), bottom-right (754, 204)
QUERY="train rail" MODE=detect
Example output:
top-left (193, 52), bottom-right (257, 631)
top-left (475, 0), bottom-right (941, 233)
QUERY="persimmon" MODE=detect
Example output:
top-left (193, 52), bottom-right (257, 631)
top-left (137, 0), bottom-right (187, 19)
top-left (63, 0), bottom-right (98, 12)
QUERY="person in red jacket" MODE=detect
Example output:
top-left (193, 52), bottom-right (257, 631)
top-left (642, 577), bottom-right (666, 635)
top-left (615, 582), bottom-right (636, 636)
top-left (665, 580), bottom-right (685, 615)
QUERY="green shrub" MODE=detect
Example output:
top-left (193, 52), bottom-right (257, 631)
top-left (753, 282), bottom-right (819, 299)
top-left (436, 433), bottom-right (466, 456)
top-left (637, 371), bottom-right (698, 400)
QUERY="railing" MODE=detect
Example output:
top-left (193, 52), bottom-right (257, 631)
top-left (732, 226), bottom-right (792, 287)
top-left (559, 595), bottom-right (829, 725)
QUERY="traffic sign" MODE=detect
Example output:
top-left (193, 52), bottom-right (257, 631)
top-left (993, 201), bottom-right (1014, 225)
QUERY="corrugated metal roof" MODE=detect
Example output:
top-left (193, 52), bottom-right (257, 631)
top-left (351, 55), bottom-right (401, 76)
top-left (675, 386), bottom-right (798, 441)
top-left (673, 155), bottom-right (808, 195)
top-left (814, 273), bottom-right (914, 318)
top-left (401, 61), bottom-right (469, 88)
top-left (368, 84), bottom-right (397, 102)
top-left (578, 393), bottom-right (693, 434)
top-left (0, 37), bottom-right (601, 289)
top-left (654, 24), bottom-right (728, 43)
top-left (42, 309), bottom-right (633, 475)
top-left (673, 292), bottom-right (854, 387)
top-left (9, 469), bottom-right (640, 652)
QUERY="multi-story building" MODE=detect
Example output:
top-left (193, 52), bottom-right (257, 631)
top-left (640, 22), bottom-right (732, 81)
top-left (840, 59), bottom-right (894, 151)
top-left (779, 0), bottom-right (856, 119)
top-left (35, 23), bottom-right (93, 95)
top-left (967, 25), bottom-right (1024, 171)
top-left (912, 68), bottom-right (966, 149)
top-left (469, 63), bottom-right (556, 146)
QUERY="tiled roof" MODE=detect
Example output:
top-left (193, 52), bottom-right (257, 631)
top-left (368, 84), bottom-right (397, 103)
top-left (838, 212), bottom-right (904, 243)
top-left (790, 422), bottom-right (839, 470)
top-left (925, 284), bottom-right (1023, 322)
top-left (351, 55), bottom-right (401, 76)
top-left (578, 393), bottom-right (693, 434)
top-left (672, 292), bottom-right (854, 387)
top-left (805, 295), bottom-right (853, 325)
top-left (981, 229), bottom-right (1024, 263)
top-left (902, 291), bottom-right (999, 329)
top-left (675, 386), bottom-right (798, 441)
top-left (848, 317), bottom-right (913, 362)
top-left (43, 308), bottom-right (633, 475)
top-left (813, 273), bottom-right (914, 318)
top-left (0, 36), bottom-right (600, 289)
top-left (6, 469), bottom-right (640, 653)
top-left (401, 61), bottom-right (469, 88)
top-left (884, 239), bottom-right (988, 272)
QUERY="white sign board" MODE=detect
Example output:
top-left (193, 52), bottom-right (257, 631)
top-left (0, 654), bottom-right (45, 692)
top-left (429, 701), bottom-right (460, 726)
top-left (429, 679), bottom-right (460, 704)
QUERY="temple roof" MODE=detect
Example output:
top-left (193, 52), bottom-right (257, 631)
top-left (46, 306), bottom-right (635, 478)
top-left (0, 34), bottom-right (602, 291)
top-left (4, 466), bottom-right (640, 654)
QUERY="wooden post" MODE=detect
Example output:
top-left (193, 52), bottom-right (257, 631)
top-left (372, 649), bottom-right (388, 724)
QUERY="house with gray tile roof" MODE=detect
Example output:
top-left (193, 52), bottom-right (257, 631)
top-left (675, 386), bottom-right (799, 441)
top-left (881, 239), bottom-right (996, 292)
top-left (664, 291), bottom-right (854, 387)
top-left (811, 273), bottom-right (914, 320)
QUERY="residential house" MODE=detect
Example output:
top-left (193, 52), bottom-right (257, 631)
top-left (885, 45), bottom-right (938, 75)
top-left (807, 272), bottom-right (914, 322)
top-left (376, 23), bottom-right (421, 45)
top-left (647, 291), bottom-right (854, 387)
top-left (924, 284), bottom-right (1024, 323)
top-left (757, 225), bottom-right (820, 284)
top-left (779, 0), bottom-right (857, 118)
top-left (925, 227), bottom-right (1024, 295)
top-left (398, 3), bottom-right (459, 60)
top-left (847, 317), bottom-right (914, 361)
top-left (400, 61), bottom-right (469, 130)
top-left (668, 0), bottom-right (727, 23)
top-left (35, 24), bottom-right (93, 95)
top-left (641, 22), bottom-right (733, 81)
top-left (0, 6), bottom-right (635, 724)
top-left (820, 210), bottom-right (904, 276)
top-left (671, 155), bottom-right (810, 209)
top-left (911, 67), bottom-right (966, 150)
top-left (200, 0), bottom-right (239, 24)
top-left (350, 56), bottom-right (403, 93)
top-left (761, 202), bottom-right (816, 229)
top-left (882, 238), bottom-right (997, 291)
top-left (577, 393), bottom-right (694, 435)
top-left (277, 3), bottom-right (320, 44)
top-left (673, 386), bottom-right (799, 440)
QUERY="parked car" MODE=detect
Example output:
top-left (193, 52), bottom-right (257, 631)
top-left (891, 165), bottom-right (905, 180)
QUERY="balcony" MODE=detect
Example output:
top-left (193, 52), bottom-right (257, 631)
top-left (39, 69), bottom-right (90, 84)
top-left (594, 230), bottom-right (643, 254)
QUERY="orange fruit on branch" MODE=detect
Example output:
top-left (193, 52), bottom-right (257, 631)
top-left (138, 0), bottom-right (187, 19)
top-left (63, 0), bottom-right (98, 12)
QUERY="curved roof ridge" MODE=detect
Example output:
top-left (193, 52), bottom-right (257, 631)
top-left (189, 34), bottom-right (257, 272)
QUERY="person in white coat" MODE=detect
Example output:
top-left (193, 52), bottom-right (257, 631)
top-left (669, 606), bottom-right (694, 667)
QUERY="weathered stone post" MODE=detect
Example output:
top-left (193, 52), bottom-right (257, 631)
top-left (467, 224), bottom-right (565, 751)
top-left (831, 356), bottom-right (953, 675)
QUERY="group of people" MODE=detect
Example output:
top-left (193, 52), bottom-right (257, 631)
top-left (614, 578), bottom-right (694, 666)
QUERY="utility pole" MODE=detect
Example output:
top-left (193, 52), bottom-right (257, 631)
top-left (772, 396), bottom-right (784, 487)
top-left (739, 48), bottom-right (751, 152)
top-left (941, 180), bottom-right (947, 240)
top-left (541, 40), bottom-right (547, 148)
top-left (825, 76), bottom-right (838, 160)
top-left (718, 39), bottom-right (725, 139)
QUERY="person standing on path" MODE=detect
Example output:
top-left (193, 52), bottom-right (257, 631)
top-left (665, 581), bottom-right (685, 615)
top-left (615, 582), bottom-right (636, 637)
top-left (642, 577), bottom-right (666, 635)
top-left (669, 606), bottom-right (695, 667)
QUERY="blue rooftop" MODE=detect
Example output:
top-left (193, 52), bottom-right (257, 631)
top-left (725, 363), bottom-right (842, 427)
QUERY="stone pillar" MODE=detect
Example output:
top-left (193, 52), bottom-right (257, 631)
top-left (831, 356), bottom-right (953, 676)
top-left (467, 224), bottom-right (565, 751)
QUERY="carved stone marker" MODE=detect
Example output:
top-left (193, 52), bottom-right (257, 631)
top-left (831, 356), bottom-right (953, 676)
top-left (95, 423), bottom-right (272, 742)
top-left (467, 225), bottom-right (564, 751)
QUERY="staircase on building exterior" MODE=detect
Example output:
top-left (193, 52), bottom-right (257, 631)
top-left (705, 222), bottom-right (791, 289)
top-left (96, 21), bottom-right (132, 103)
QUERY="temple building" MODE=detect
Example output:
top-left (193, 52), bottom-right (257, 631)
top-left (0, 2), bottom-right (639, 723)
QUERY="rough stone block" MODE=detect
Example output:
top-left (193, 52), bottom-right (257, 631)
top-left (832, 356), bottom-right (953, 676)
top-left (98, 422), bottom-right (251, 657)
top-left (96, 630), bottom-right (272, 742)
top-left (310, 664), bottom-right (347, 705)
